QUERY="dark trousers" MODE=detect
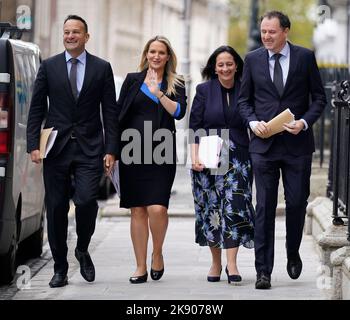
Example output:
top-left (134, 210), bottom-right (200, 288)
top-left (251, 137), bottom-right (312, 276)
top-left (43, 139), bottom-right (103, 274)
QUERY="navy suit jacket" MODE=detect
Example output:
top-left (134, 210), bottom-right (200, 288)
top-left (238, 43), bottom-right (327, 155)
top-left (189, 78), bottom-right (249, 147)
top-left (27, 51), bottom-right (118, 158)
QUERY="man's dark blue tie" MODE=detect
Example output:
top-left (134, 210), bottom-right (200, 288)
top-left (273, 53), bottom-right (284, 97)
top-left (69, 58), bottom-right (78, 100)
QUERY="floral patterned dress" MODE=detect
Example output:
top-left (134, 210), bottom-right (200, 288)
top-left (191, 139), bottom-right (255, 249)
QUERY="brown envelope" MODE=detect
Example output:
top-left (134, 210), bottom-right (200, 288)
top-left (261, 108), bottom-right (295, 138)
top-left (39, 127), bottom-right (54, 159)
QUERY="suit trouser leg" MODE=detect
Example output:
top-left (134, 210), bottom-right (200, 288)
top-left (281, 154), bottom-right (312, 257)
top-left (43, 153), bottom-right (72, 274)
top-left (71, 144), bottom-right (103, 252)
top-left (251, 153), bottom-right (280, 276)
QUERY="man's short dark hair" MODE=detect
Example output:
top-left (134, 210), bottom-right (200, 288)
top-left (64, 15), bottom-right (88, 33)
top-left (260, 11), bottom-right (291, 30)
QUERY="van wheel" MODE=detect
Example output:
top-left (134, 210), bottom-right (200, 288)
top-left (19, 208), bottom-right (44, 259)
top-left (20, 226), bottom-right (43, 259)
top-left (0, 228), bottom-right (18, 284)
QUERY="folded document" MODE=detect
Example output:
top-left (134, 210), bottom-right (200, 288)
top-left (39, 127), bottom-right (58, 159)
top-left (109, 161), bottom-right (120, 197)
top-left (261, 108), bottom-right (295, 138)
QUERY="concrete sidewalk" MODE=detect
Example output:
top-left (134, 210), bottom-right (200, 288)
top-left (12, 215), bottom-right (325, 300)
top-left (11, 162), bottom-right (328, 300)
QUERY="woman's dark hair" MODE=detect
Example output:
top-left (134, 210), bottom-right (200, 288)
top-left (64, 15), bottom-right (88, 33)
top-left (201, 45), bottom-right (243, 81)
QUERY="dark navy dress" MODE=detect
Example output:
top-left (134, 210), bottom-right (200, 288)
top-left (119, 84), bottom-right (176, 209)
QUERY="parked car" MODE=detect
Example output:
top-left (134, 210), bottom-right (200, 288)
top-left (0, 23), bottom-right (45, 284)
top-left (98, 76), bottom-right (123, 200)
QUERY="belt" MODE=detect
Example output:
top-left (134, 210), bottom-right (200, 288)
top-left (70, 132), bottom-right (77, 139)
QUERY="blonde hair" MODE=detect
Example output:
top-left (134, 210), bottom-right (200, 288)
top-left (139, 35), bottom-right (184, 96)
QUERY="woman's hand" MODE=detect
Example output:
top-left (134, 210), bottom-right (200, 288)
top-left (192, 162), bottom-right (205, 172)
top-left (146, 68), bottom-right (161, 97)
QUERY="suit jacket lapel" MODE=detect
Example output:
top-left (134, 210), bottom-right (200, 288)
top-left (260, 49), bottom-right (282, 98)
top-left (228, 80), bottom-right (241, 124)
top-left (78, 51), bottom-right (93, 101)
top-left (57, 52), bottom-right (76, 102)
top-left (119, 70), bottom-right (146, 122)
top-left (157, 75), bottom-right (168, 127)
top-left (212, 79), bottom-right (225, 123)
top-left (284, 42), bottom-right (298, 92)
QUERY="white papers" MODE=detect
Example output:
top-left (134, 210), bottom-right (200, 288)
top-left (39, 127), bottom-right (58, 159)
top-left (198, 135), bottom-right (223, 169)
top-left (109, 161), bottom-right (120, 197)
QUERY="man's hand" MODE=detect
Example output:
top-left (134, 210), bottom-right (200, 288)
top-left (252, 121), bottom-right (270, 138)
top-left (104, 154), bottom-right (116, 175)
top-left (283, 120), bottom-right (304, 135)
top-left (30, 150), bottom-right (41, 164)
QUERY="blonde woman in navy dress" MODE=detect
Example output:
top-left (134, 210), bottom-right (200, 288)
top-left (190, 46), bottom-right (254, 284)
top-left (117, 36), bottom-right (187, 284)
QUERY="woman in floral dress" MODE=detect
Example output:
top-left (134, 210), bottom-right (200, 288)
top-left (189, 46), bottom-right (254, 284)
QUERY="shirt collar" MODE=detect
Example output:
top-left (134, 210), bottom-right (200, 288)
top-left (268, 42), bottom-right (290, 59)
top-left (65, 50), bottom-right (87, 65)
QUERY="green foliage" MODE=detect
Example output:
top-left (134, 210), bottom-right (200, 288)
top-left (228, 0), bottom-right (316, 57)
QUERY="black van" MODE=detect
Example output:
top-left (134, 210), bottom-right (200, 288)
top-left (0, 24), bottom-right (45, 284)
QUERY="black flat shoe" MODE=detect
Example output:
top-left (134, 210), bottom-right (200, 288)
top-left (255, 273), bottom-right (271, 289)
top-left (207, 267), bottom-right (222, 282)
top-left (225, 266), bottom-right (242, 283)
top-left (49, 273), bottom-right (68, 288)
top-left (287, 253), bottom-right (302, 280)
top-left (150, 255), bottom-right (164, 281)
top-left (75, 248), bottom-right (95, 282)
top-left (129, 272), bottom-right (148, 284)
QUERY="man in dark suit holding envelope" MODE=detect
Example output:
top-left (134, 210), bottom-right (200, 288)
top-left (27, 15), bottom-right (118, 287)
top-left (238, 11), bottom-right (326, 289)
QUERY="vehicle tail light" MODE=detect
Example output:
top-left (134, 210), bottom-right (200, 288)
top-left (0, 92), bottom-right (10, 154)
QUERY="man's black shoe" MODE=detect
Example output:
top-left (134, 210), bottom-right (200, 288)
top-left (287, 253), bottom-right (302, 280)
top-left (255, 273), bottom-right (271, 289)
top-left (75, 248), bottom-right (95, 282)
top-left (49, 273), bottom-right (68, 288)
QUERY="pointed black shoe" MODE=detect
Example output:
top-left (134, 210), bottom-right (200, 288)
top-left (225, 266), bottom-right (242, 283)
top-left (75, 248), bottom-right (95, 282)
top-left (150, 255), bottom-right (164, 281)
top-left (49, 273), bottom-right (68, 288)
top-left (287, 253), bottom-right (302, 280)
top-left (207, 267), bottom-right (222, 282)
top-left (255, 273), bottom-right (271, 289)
top-left (129, 272), bottom-right (148, 284)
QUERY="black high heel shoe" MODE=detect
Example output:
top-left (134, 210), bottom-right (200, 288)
top-left (225, 266), bottom-right (242, 283)
top-left (150, 254), bottom-right (164, 281)
top-left (207, 267), bottom-right (222, 282)
top-left (129, 272), bottom-right (148, 284)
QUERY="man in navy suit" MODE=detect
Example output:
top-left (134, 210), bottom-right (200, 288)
top-left (27, 15), bottom-right (118, 287)
top-left (238, 11), bottom-right (326, 289)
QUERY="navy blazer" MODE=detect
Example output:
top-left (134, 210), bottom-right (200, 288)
top-left (238, 42), bottom-right (327, 155)
top-left (189, 78), bottom-right (249, 147)
top-left (116, 69), bottom-right (187, 156)
top-left (27, 51), bottom-right (118, 158)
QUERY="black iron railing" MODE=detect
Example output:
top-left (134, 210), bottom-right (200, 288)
top-left (329, 80), bottom-right (350, 241)
top-left (316, 67), bottom-right (350, 168)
